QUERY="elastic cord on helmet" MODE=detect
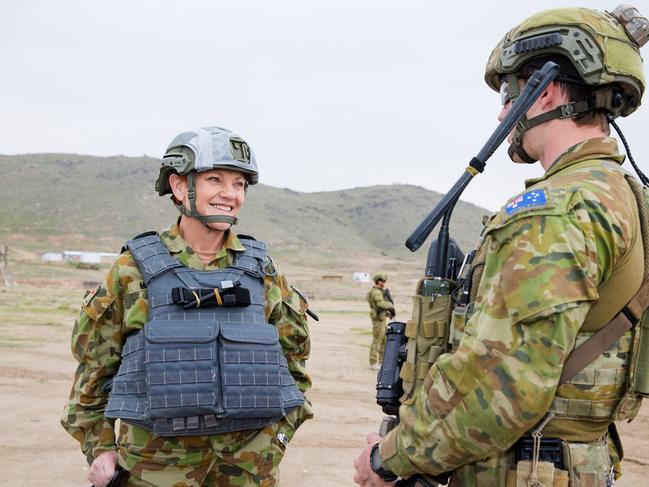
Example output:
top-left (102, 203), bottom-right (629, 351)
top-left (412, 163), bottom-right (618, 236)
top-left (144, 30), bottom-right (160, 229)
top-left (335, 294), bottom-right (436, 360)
top-left (608, 113), bottom-right (649, 186)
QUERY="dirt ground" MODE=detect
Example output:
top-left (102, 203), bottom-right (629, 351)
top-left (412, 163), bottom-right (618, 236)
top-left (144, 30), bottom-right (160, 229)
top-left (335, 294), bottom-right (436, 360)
top-left (0, 259), bottom-right (648, 486)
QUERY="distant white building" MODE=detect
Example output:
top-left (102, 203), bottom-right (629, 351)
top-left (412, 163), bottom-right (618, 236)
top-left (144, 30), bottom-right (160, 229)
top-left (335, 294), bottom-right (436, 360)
top-left (41, 251), bottom-right (118, 264)
top-left (41, 252), bottom-right (64, 262)
top-left (352, 272), bottom-right (370, 283)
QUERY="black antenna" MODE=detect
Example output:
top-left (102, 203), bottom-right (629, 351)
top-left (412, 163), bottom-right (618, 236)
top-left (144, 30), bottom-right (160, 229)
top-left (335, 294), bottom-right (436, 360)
top-left (406, 61), bottom-right (561, 252)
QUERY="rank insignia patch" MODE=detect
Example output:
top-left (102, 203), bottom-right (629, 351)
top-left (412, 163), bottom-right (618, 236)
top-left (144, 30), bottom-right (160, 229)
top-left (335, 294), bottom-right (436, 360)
top-left (505, 189), bottom-right (548, 216)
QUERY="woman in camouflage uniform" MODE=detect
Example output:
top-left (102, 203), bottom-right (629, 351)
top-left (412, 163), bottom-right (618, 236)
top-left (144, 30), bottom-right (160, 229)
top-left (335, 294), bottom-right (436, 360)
top-left (62, 127), bottom-right (314, 487)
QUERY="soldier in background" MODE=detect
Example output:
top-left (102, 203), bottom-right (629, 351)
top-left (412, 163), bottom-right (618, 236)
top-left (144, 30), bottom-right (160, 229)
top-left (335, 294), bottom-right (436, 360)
top-left (367, 273), bottom-right (395, 371)
top-left (354, 5), bottom-right (649, 486)
top-left (62, 127), bottom-right (314, 487)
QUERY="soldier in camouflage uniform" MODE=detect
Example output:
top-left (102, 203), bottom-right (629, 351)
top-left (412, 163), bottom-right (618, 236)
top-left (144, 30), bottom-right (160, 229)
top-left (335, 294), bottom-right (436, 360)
top-left (367, 273), bottom-right (395, 370)
top-left (354, 5), bottom-right (649, 487)
top-left (62, 127), bottom-right (314, 487)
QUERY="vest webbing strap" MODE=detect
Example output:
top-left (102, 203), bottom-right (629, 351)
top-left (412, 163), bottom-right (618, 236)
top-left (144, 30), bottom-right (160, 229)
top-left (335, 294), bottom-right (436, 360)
top-left (559, 309), bottom-right (635, 385)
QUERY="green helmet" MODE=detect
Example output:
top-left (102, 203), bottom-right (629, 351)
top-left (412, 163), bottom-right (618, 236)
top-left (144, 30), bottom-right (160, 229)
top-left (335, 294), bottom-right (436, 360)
top-left (372, 273), bottom-right (387, 283)
top-left (155, 127), bottom-right (258, 226)
top-left (485, 5), bottom-right (648, 163)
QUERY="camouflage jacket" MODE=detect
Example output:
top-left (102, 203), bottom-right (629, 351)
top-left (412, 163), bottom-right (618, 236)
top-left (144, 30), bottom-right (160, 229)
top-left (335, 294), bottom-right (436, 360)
top-left (380, 137), bottom-right (639, 477)
top-left (367, 286), bottom-right (394, 320)
top-left (61, 224), bottom-right (314, 464)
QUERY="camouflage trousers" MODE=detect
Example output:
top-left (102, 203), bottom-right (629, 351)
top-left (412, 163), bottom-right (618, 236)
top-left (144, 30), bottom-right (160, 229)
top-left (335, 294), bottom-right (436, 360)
top-left (449, 435), bottom-right (615, 486)
top-left (116, 420), bottom-right (288, 487)
top-left (369, 317), bottom-right (387, 365)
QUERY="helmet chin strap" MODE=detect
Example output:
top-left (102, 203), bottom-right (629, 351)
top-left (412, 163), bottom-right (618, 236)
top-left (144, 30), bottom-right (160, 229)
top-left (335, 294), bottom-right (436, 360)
top-left (174, 172), bottom-right (239, 226)
top-left (508, 122), bottom-right (537, 164)
top-left (505, 73), bottom-right (594, 164)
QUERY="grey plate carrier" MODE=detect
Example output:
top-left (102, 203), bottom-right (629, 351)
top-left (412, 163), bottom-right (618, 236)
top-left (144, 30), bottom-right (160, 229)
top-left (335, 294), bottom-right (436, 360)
top-left (105, 233), bottom-right (304, 436)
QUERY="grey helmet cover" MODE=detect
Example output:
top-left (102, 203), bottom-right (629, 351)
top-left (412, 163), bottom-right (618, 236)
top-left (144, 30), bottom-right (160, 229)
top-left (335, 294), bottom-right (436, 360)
top-left (156, 126), bottom-right (258, 196)
top-left (156, 127), bottom-right (258, 226)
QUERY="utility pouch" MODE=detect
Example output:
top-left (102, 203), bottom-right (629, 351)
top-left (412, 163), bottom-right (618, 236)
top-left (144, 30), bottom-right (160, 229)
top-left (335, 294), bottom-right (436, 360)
top-left (613, 310), bottom-right (649, 420)
top-left (144, 320), bottom-right (289, 422)
top-left (562, 438), bottom-right (612, 486)
top-left (508, 461), bottom-right (569, 487)
top-left (628, 310), bottom-right (649, 397)
top-left (144, 319), bottom-right (223, 420)
top-left (449, 303), bottom-right (474, 352)
top-left (400, 278), bottom-right (454, 402)
top-left (219, 322), bottom-right (289, 419)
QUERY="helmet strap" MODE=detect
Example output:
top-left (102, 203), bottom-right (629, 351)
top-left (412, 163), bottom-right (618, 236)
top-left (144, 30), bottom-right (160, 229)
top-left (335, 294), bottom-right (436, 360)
top-left (173, 171), bottom-right (238, 226)
top-left (506, 74), bottom-right (596, 164)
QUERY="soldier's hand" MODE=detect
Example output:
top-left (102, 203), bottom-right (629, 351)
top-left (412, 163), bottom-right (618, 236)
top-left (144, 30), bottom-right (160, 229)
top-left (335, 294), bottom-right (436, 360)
top-left (88, 450), bottom-right (117, 487)
top-left (352, 433), bottom-right (396, 487)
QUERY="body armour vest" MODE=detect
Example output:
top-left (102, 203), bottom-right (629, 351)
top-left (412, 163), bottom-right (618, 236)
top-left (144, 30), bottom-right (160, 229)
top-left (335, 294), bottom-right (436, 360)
top-left (105, 233), bottom-right (304, 437)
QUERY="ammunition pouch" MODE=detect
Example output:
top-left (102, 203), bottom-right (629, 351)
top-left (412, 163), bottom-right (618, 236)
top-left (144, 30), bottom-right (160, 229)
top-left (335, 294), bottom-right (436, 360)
top-left (400, 278), bottom-right (455, 402)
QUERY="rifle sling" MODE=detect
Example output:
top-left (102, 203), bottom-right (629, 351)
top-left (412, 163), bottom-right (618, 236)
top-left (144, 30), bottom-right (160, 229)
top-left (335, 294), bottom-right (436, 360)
top-left (559, 309), bottom-right (635, 385)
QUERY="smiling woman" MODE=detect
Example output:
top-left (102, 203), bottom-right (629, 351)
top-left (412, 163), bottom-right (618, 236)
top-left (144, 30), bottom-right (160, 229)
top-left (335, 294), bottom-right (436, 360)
top-left (169, 169), bottom-right (247, 254)
top-left (61, 126), bottom-right (316, 487)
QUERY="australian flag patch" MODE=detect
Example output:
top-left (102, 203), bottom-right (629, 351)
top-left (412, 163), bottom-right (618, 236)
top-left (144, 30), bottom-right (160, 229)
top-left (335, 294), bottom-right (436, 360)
top-left (505, 189), bottom-right (548, 216)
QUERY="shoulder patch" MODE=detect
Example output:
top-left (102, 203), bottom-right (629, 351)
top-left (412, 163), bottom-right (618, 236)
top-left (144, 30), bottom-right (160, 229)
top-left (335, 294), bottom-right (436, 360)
top-left (504, 189), bottom-right (550, 217)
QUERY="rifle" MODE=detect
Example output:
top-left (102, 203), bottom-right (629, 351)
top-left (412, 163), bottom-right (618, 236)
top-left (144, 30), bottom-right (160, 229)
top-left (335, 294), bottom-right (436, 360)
top-left (383, 288), bottom-right (396, 319)
top-left (375, 61), bottom-right (560, 486)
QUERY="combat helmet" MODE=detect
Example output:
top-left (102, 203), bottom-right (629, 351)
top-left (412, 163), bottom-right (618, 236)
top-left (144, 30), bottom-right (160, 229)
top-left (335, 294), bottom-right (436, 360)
top-left (155, 127), bottom-right (258, 225)
top-left (485, 5), bottom-right (648, 163)
top-left (372, 273), bottom-right (387, 283)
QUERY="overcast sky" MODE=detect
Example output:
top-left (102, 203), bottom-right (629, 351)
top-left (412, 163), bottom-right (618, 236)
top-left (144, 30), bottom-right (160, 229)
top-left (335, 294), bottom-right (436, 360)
top-left (3, 0), bottom-right (648, 211)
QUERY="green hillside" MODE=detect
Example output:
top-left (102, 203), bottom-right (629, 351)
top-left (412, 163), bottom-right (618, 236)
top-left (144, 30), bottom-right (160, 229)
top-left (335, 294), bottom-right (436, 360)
top-left (0, 154), bottom-right (491, 260)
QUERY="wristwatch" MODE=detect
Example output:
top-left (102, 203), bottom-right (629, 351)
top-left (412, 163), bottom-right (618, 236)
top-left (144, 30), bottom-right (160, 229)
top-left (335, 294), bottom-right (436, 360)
top-left (370, 443), bottom-right (398, 482)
